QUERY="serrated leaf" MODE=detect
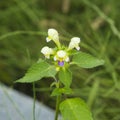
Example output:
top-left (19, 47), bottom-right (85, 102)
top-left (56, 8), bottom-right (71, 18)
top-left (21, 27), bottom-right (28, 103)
top-left (60, 98), bottom-right (93, 120)
top-left (16, 60), bottom-right (57, 83)
top-left (51, 87), bottom-right (73, 96)
top-left (58, 69), bottom-right (72, 88)
top-left (72, 52), bottom-right (104, 68)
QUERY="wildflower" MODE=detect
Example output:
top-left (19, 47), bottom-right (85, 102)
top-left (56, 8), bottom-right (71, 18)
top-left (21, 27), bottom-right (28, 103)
top-left (46, 28), bottom-right (61, 48)
top-left (41, 46), bottom-right (53, 59)
top-left (54, 50), bottom-right (69, 66)
top-left (41, 28), bottom-right (81, 67)
top-left (68, 37), bottom-right (80, 50)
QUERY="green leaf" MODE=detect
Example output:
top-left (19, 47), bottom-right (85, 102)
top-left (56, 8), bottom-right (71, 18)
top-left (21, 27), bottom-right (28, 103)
top-left (72, 51), bottom-right (104, 68)
top-left (60, 98), bottom-right (93, 120)
top-left (58, 69), bottom-right (72, 88)
top-left (16, 60), bottom-right (57, 83)
top-left (51, 87), bottom-right (73, 96)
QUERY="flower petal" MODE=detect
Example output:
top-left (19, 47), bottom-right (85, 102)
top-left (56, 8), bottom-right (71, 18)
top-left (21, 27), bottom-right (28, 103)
top-left (57, 50), bottom-right (66, 58)
top-left (41, 46), bottom-right (53, 59)
top-left (68, 37), bottom-right (80, 50)
top-left (48, 28), bottom-right (58, 37)
top-left (46, 37), bottom-right (51, 42)
top-left (71, 37), bottom-right (80, 43)
top-left (54, 56), bottom-right (57, 61)
top-left (48, 28), bottom-right (59, 41)
top-left (47, 28), bottom-right (61, 48)
top-left (58, 61), bottom-right (64, 66)
top-left (65, 56), bottom-right (70, 62)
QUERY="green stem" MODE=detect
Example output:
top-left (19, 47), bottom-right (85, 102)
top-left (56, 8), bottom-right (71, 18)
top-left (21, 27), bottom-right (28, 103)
top-left (54, 81), bottom-right (61, 120)
top-left (55, 95), bottom-right (61, 120)
top-left (33, 82), bottom-right (36, 120)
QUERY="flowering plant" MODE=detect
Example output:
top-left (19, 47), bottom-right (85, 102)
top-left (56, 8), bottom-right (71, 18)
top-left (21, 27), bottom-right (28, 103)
top-left (16, 28), bottom-right (104, 120)
top-left (41, 28), bottom-right (80, 71)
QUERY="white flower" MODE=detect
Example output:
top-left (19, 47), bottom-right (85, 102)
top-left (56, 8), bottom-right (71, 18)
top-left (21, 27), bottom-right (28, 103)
top-left (54, 50), bottom-right (69, 62)
top-left (41, 29), bottom-right (81, 67)
top-left (41, 46), bottom-right (53, 59)
top-left (46, 28), bottom-right (61, 48)
top-left (46, 28), bottom-right (59, 41)
top-left (68, 37), bottom-right (80, 50)
top-left (54, 50), bottom-right (69, 66)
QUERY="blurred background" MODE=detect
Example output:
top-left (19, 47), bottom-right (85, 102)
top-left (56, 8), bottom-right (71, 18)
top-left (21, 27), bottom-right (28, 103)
top-left (0, 0), bottom-right (120, 120)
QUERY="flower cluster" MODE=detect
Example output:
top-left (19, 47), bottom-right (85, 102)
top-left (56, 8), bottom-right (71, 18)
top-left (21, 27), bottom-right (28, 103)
top-left (41, 28), bottom-right (80, 69)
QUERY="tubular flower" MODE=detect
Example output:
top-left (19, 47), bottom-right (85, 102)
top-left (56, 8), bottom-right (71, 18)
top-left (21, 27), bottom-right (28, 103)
top-left (41, 46), bottom-right (53, 59)
top-left (54, 50), bottom-right (69, 66)
top-left (68, 37), bottom-right (80, 50)
top-left (41, 28), bottom-right (81, 67)
top-left (46, 28), bottom-right (61, 48)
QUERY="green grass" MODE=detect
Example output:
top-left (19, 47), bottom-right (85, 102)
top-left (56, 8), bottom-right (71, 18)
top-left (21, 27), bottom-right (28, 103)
top-left (0, 0), bottom-right (120, 120)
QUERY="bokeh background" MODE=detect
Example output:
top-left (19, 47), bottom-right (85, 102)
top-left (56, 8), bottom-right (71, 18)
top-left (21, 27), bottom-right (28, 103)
top-left (0, 0), bottom-right (120, 120)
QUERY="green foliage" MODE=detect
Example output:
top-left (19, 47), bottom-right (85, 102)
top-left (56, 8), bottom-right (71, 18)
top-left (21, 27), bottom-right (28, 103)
top-left (72, 52), bottom-right (104, 68)
top-left (0, 0), bottom-right (120, 120)
top-left (60, 98), bottom-right (93, 120)
top-left (16, 60), bottom-right (57, 83)
top-left (51, 87), bottom-right (73, 96)
top-left (58, 68), bottom-right (72, 88)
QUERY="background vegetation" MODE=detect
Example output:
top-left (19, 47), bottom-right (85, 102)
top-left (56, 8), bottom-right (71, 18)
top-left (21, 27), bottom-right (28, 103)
top-left (0, 0), bottom-right (120, 120)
